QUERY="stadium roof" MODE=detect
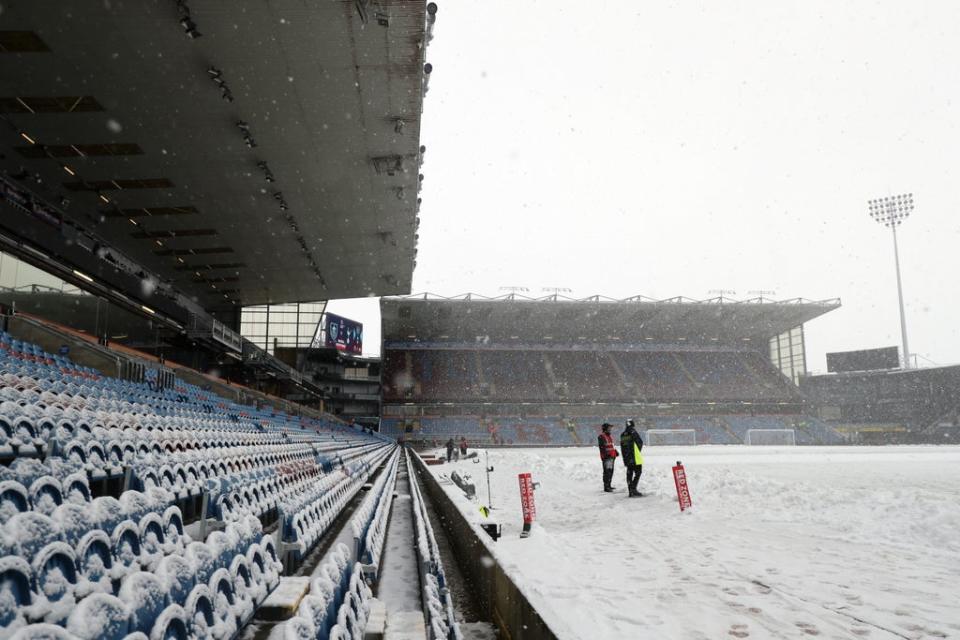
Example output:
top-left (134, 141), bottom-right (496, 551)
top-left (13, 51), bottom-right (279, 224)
top-left (381, 293), bottom-right (841, 345)
top-left (0, 1), bottom-right (429, 318)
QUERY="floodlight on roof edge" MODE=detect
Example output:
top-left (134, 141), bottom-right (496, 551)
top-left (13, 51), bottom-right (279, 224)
top-left (867, 193), bottom-right (914, 369)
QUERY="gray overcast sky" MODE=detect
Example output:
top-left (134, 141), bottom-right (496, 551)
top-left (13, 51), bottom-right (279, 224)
top-left (333, 0), bottom-right (960, 371)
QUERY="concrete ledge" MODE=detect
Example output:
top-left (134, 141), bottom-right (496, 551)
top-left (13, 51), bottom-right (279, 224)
top-left (364, 598), bottom-right (387, 639)
top-left (256, 577), bottom-right (312, 621)
top-left (411, 452), bottom-right (560, 640)
top-left (384, 611), bottom-right (426, 640)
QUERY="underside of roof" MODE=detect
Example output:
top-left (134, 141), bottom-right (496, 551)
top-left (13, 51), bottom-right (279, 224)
top-left (381, 294), bottom-right (841, 345)
top-left (0, 0), bottom-right (428, 316)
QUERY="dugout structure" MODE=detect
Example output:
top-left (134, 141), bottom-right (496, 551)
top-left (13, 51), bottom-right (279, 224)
top-left (380, 293), bottom-right (842, 446)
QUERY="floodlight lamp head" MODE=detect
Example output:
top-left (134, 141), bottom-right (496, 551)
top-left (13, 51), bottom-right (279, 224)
top-left (868, 193), bottom-right (914, 227)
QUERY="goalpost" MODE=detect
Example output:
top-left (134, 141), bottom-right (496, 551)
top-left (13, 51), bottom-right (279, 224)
top-left (644, 429), bottom-right (697, 446)
top-left (744, 429), bottom-right (796, 446)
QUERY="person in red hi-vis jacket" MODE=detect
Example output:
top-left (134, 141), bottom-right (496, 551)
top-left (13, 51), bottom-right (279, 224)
top-left (597, 422), bottom-right (618, 492)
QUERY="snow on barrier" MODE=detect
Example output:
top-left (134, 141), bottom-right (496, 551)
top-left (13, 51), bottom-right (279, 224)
top-left (351, 447), bottom-right (401, 581)
top-left (406, 449), bottom-right (463, 640)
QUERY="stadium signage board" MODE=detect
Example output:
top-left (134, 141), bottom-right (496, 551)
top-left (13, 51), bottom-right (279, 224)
top-left (826, 346), bottom-right (899, 373)
top-left (323, 312), bottom-right (363, 354)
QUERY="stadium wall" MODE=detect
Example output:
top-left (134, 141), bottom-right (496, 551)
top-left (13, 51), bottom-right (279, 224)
top-left (411, 451), bottom-right (560, 640)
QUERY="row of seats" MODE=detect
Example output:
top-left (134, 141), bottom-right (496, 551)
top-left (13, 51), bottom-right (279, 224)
top-left (0, 327), bottom-right (392, 638)
top-left (351, 448), bottom-right (401, 578)
top-left (3, 516), bottom-right (281, 639)
top-left (0, 331), bottom-right (367, 446)
top-left (284, 543), bottom-right (373, 640)
top-left (407, 450), bottom-right (462, 640)
top-left (281, 446), bottom-right (394, 565)
top-left (383, 348), bottom-right (802, 403)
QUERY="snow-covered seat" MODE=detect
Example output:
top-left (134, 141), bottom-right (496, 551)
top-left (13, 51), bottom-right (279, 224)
top-left (137, 513), bottom-right (167, 571)
top-left (110, 521), bottom-right (142, 576)
top-left (63, 441), bottom-right (87, 469)
top-left (119, 491), bottom-right (154, 524)
top-left (183, 584), bottom-right (216, 639)
top-left (150, 603), bottom-right (189, 640)
top-left (0, 480), bottom-right (30, 521)
top-left (51, 503), bottom-right (91, 548)
top-left (0, 418), bottom-right (16, 457)
top-left (85, 441), bottom-right (109, 478)
top-left (295, 592), bottom-right (334, 640)
top-left (229, 554), bottom-right (258, 614)
top-left (204, 531), bottom-right (238, 572)
top-left (185, 542), bottom-right (217, 586)
top-left (92, 496), bottom-right (126, 534)
top-left (118, 571), bottom-right (167, 636)
top-left (11, 418), bottom-right (39, 456)
top-left (31, 541), bottom-right (79, 623)
top-left (162, 506), bottom-right (187, 549)
top-left (284, 616), bottom-right (317, 640)
top-left (34, 418), bottom-right (57, 443)
top-left (156, 555), bottom-right (195, 607)
top-left (208, 568), bottom-right (240, 638)
top-left (75, 530), bottom-right (114, 596)
top-left (6, 512), bottom-right (61, 560)
top-left (0, 555), bottom-right (33, 633)
top-left (65, 592), bottom-right (130, 640)
top-left (61, 473), bottom-right (91, 505)
top-left (29, 477), bottom-right (64, 516)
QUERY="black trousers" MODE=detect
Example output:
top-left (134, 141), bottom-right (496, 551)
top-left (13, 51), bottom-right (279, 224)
top-left (602, 459), bottom-right (615, 489)
top-left (626, 465), bottom-right (642, 493)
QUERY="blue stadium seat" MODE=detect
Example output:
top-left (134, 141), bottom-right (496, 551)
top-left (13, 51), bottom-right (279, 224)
top-left (183, 584), bottom-right (216, 639)
top-left (0, 555), bottom-right (33, 632)
top-left (31, 541), bottom-right (80, 623)
top-left (0, 480), bottom-right (30, 521)
top-left (149, 603), bottom-right (190, 640)
top-left (75, 530), bottom-right (114, 596)
top-left (65, 592), bottom-right (130, 640)
top-left (156, 555), bottom-right (195, 607)
top-left (118, 571), bottom-right (166, 635)
top-left (209, 568), bottom-right (240, 638)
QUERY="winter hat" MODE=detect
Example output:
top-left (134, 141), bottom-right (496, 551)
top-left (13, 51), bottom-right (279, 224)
top-left (601, 422), bottom-right (612, 430)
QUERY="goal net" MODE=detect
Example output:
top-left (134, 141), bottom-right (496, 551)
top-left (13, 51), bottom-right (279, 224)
top-left (644, 429), bottom-right (697, 446)
top-left (744, 429), bottom-right (796, 446)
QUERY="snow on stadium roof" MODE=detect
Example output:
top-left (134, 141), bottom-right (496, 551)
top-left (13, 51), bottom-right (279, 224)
top-left (381, 292), bottom-right (841, 345)
top-left (0, 1), bottom-right (430, 321)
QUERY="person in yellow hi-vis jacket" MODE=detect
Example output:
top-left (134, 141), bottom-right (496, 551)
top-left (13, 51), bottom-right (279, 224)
top-left (620, 419), bottom-right (645, 497)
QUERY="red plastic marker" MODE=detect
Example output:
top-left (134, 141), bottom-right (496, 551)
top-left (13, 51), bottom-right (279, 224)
top-left (672, 461), bottom-right (693, 512)
top-left (518, 472), bottom-right (536, 537)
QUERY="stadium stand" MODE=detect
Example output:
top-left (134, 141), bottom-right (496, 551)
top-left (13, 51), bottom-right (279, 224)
top-left (384, 348), bottom-right (801, 404)
top-left (802, 365), bottom-right (960, 443)
top-left (380, 295), bottom-right (845, 447)
top-left (0, 329), bottom-right (400, 638)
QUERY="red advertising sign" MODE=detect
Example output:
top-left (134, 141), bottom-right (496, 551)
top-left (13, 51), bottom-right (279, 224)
top-left (518, 473), bottom-right (536, 523)
top-left (672, 461), bottom-right (693, 512)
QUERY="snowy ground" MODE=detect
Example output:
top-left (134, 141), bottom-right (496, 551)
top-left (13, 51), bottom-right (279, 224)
top-left (429, 446), bottom-right (960, 640)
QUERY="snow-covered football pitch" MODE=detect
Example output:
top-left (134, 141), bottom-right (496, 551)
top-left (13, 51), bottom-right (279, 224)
top-left (431, 445), bottom-right (960, 639)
